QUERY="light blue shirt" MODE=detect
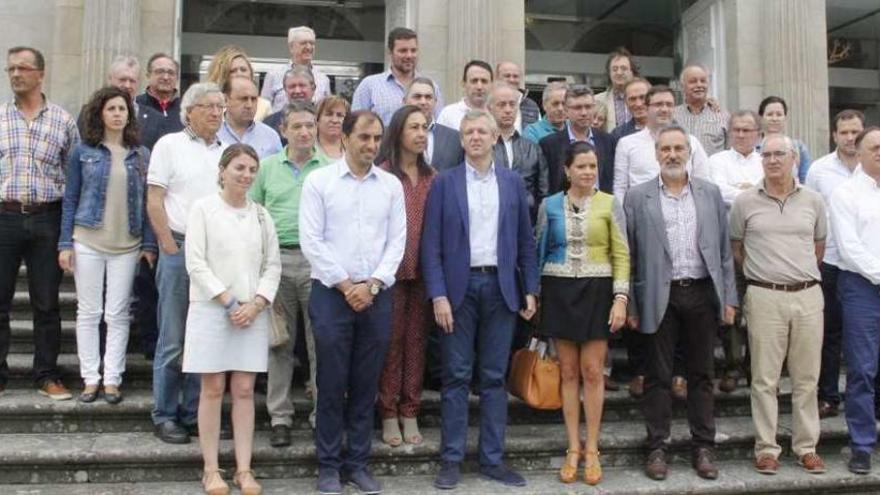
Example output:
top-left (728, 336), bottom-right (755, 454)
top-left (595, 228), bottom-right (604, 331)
top-left (466, 161), bottom-right (500, 267)
top-left (217, 120), bottom-right (283, 159)
top-left (351, 70), bottom-right (445, 126)
top-left (299, 158), bottom-right (407, 288)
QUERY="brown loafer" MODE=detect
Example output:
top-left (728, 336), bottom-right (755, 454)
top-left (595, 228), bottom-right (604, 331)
top-left (718, 375), bottom-right (737, 393)
top-left (818, 401), bottom-right (839, 419)
top-left (604, 375), bottom-right (620, 392)
top-left (628, 375), bottom-right (645, 398)
top-left (755, 454), bottom-right (780, 475)
top-left (645, 449), bottom-right (667, 480)
top-left (671, 376), bottom-right (687, 401)
top-left (798, 452), bottom-right (826, 474)
top-left (692, 447), bottom-right (718, 480)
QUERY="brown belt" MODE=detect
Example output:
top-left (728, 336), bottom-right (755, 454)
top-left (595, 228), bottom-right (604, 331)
top-left (0, 201), bottom-right (61, 215)
top-left (746, 279), bottom-right (819, 292)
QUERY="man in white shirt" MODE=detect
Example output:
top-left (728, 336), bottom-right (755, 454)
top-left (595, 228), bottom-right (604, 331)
top-left (146, 83), bottom-right (228, 444)
top-left (708, 110), bottom-right (763, 208)
top-left (614, 85), bottom-right (709, 203)
top-left (436, 60), bottom-right (493, 131)
top-left (261, 26), bottom-right (330, 111)
top-left (299, 110), bottom-right (406, 495)
top-left (829, 126), bottom-right (880, 475)
top-left (806, 109), bottom-right (866, 419)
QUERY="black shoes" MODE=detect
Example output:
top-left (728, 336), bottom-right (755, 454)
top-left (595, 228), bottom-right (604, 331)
top-left (346, 469), bottom-right (382, 494)
top-left (154, 421), bottom-right (190, 444)
top-left (270, 424), bottom-right (292, 447)
top-left (480, 464), bottom-right (526, 487)
top-left (433, 461), bottom-right (461, 490)
top-left (849, 450), bottom-right (872, 475)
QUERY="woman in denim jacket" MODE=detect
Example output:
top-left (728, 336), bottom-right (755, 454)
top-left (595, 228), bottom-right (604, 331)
top-left (58, 86), bottom-right (156, 404)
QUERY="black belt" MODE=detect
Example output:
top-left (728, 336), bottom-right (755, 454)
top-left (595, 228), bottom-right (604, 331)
top-left (747, 279), bottom-right (819, 292)
top-left (671, 277), bottom-right (710, 287)
top-left (471, 266), bottom-right (497, 273)
top-left (0, 201), bottom-right (61, 215)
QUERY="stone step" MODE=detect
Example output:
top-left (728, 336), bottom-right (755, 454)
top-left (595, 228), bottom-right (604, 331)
top-left (11, 291), bottom-right (77, 320)
top-left (5, 457), bottom-right (880, 495)
top-left (9, 321), bottom-right (77, 354)
top-left (0, 415), bottom-right (862, 484)
top-left (5, 352), bottom-right (155, 390)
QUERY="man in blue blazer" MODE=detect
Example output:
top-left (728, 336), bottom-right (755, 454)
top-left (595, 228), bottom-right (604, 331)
top-left (422, 109), bottom-right (539, 490)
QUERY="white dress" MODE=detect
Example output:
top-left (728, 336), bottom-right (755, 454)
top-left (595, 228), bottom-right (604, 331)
top-left (182, 194), bottom-right (281, 373)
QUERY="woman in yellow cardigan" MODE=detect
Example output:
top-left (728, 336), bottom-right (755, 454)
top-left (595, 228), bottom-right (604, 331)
top-left (535, 141), bottom-right (630, 485)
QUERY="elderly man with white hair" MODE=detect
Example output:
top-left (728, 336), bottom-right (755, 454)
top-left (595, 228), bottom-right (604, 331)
top-left (261, 26), bottom-right (331, 111)
top-left (147, 82), bottom-right (229, 445)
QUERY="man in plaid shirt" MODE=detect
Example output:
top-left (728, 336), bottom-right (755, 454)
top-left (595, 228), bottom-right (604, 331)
top-left (0, 46), bottom-right (80, 401)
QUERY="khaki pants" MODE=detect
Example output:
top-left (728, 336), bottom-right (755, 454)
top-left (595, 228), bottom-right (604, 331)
top-left (746, 284), bottom-right (823, 458)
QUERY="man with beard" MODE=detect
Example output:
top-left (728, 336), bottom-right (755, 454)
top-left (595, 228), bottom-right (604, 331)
top-left (624, 125), bottom-right (736, 481)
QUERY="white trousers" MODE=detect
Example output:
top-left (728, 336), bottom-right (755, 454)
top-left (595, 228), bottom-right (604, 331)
top-left (73, 242), bottom-right (139, 386)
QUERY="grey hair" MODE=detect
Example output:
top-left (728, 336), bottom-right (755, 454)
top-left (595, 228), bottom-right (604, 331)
top-left (654, 124), bottom-right (692, 151)
top-left (107, 55), bottom-right (140, 77)
top-left (564, 84), bottom-right (594, 102)
top-left (760, 134), bottom-right (798, 157)
top-left (288, 26), bottom-right (316, 44)
top-left (281, 100), bottom-right (317, 129)
top-left (679, 61), bottom-right (711, 83)
top-left (728, 110), bottom-right (761, 131)
top-left (541, 81), bottom-right (569, 104)
top-left (459, 109), bottom-right (498, 135)
top-left (180, 82), bottom-right (223, 125)
top-left (405, 77), bottom-right (436, 98)
top-left (486, 81), bottom-right (519, 108)
top-left (283, 66), bottom-right (316, 89)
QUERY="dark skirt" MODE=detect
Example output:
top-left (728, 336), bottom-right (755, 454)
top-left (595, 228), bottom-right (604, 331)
top-left (539, 276), bottom-right (613, 343)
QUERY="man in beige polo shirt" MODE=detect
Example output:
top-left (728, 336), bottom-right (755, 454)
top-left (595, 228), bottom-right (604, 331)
top-left (730, 134), bottom-right (827, 476)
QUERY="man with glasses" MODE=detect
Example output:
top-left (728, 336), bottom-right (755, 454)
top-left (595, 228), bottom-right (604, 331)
top-left (146, 82), bottom-right (228, 444)
top-left (731, 134), bottom-right (828, 476)
top-left (262, 26), bottom-right (330, 112)
top-left (136, 53), bottom-right (183, 133)
top-left (0, 46), bottom-right (80, 401)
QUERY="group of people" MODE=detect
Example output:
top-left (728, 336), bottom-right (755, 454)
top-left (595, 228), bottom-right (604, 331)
top-left (0, 21), bottom-right (879, 495)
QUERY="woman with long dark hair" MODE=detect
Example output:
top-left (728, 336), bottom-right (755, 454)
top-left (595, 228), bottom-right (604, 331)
top-left (376, 105), bottom-right (435, 446)
top-left (59, 86), bottom-right (155, 404)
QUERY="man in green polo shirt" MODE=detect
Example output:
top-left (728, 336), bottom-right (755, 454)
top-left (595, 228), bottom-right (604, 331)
top-left (250, 100), bottom-right (330, 445)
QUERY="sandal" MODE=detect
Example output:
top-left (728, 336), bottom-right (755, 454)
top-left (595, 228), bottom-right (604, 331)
top-left (382, 417), bottom-right (402, 447)
top-left (559, 448), bottom-right (581, 483)
top-left (234, 469), bottom-right (262, 495)
top-left (401, 416), bottom-right (423, 445)
top-left (584, 450), bottom-right (602, 485)
top-left (78, 384), bottom-right (99, 403)
top-left (201, 468), bottom-right (229, 495)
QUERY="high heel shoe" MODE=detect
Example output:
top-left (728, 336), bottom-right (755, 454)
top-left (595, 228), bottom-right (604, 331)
top-left (201, 469), bottom-right (229, 495)
top-left (559, 448), bottom-right (581, 483)
top-left (234, 469), bottom-right (262, 495)
top-left (584, 450), bottom-right (602, 485)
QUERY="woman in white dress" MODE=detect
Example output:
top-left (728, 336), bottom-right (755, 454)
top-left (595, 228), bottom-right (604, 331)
top-left (183, 143), bottom-right (281, 495)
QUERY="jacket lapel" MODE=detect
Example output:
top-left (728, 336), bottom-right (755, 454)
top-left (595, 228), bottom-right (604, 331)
top-left (645, 180), bottom-right (672, 259)
top-left (454, 165), bottom-right (470, 233)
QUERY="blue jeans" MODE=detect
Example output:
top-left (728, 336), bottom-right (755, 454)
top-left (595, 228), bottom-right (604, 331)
top-left (841, 270), bottom-right (880, 453)
top-left (311, 281), bottom-right (392, 472)
top-left (440, 272), bottom-right (516, 466)
top-left (151, 239), bottom-right (200, 426)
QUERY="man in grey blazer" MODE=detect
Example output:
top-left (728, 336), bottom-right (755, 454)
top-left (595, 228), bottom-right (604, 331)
top-left (624, 125), bottom-right (737, 482)
top-left (403, 77), bottom-right (464, 172)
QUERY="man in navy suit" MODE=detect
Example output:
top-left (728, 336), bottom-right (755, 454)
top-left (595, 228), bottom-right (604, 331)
top-left (422, 109), bottom-right (539, 490)
top-left (403, 76), bottom-right (464, 172)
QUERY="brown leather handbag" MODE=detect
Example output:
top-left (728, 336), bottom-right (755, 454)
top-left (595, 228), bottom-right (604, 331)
top-left (508, 338), bottom-right (562, 410)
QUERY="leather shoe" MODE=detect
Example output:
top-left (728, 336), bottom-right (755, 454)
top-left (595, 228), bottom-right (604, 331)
top-left (269, 424), bottom-right (291, 447)
top-left (154, 421), bottom-right (190, 444)
top-left (718, 374), bottom-right (738, 393)
top-left (798, 452), bottom-right (826, 474)
top-left (317, 468), bottom-right (343, 495)
top-left (645, 449), bottom-right (667, 480)
top-left (849, 450), bottom-right (872, 475)
top-left (345, 469), bottom-right (382, 494)
top-left (671, 376), bottom-right (687, 401)
top-left (754, 453), bottom-right (779, 475)
top-left (628, 375), bottom-right (645, 398)
top-left (692, 447), bottom-right (718, 480)
top-left (433, 461), bottom-right (460, 490)
top-left (480, 464), bottom-right (526, 487)
top-left (818, 400), bottom-right (839, 419)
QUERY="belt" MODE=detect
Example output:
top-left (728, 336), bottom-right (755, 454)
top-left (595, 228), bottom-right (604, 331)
top-left (171, 231), bottom-right (185, 242)
top-left (0, 201), bottom-right (61, 215)
top-left (747, 279), bottom-right (819, 292)
top-left (470, 266), bottom-right (497, 273)
top-left (671, 277), bottom-right (709, 287)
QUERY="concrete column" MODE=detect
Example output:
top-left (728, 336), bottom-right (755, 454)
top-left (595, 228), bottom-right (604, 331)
top-left (79, 0), bottom-right (141, 104)
top-left (48, 0), bottom-right (85, 113)
top-left (761, 0), bottom-right (829, 158)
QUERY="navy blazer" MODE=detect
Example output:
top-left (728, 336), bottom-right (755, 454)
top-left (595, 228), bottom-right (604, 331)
top-left (429, 123), bottom-right (465, 172)
top-left (539, 127), bottom-right (617, 195)
top-left (421, 162), bottom-right (540, 313)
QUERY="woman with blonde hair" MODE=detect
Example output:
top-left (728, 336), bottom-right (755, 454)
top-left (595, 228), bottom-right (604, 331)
top-left (315, 95), bottom-right (349, 161)
top-left (206, 45), bottom-right (272, 121)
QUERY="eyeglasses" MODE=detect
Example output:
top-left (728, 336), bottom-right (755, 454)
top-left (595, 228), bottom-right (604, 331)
top-left (151, 68), bottom-right (177, 77)
top-left (192, 103), bottom-right (226, 112)
top-left (649, 101), bottom-right (675, 108)
top-left (4, 65), bottom-right (39, 74)
top-left (761, 150), bottom-right (790, 159)
top-left (731, 127), bottom-right (758, 134)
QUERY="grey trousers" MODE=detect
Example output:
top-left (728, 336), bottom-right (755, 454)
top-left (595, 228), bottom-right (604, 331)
top-left (266, 248), bottom-right (317, 427)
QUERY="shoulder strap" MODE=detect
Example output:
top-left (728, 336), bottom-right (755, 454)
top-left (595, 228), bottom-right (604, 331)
top-left (255, 204), bottom-right (269, 276)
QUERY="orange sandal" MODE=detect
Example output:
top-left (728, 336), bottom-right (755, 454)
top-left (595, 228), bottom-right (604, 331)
top-left (559, 448), bottom-right (581, 483)
top-left (584, 450), bottom-right (602, 485)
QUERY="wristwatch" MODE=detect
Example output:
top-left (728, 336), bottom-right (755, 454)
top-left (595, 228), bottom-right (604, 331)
top-left (368, 281), bottom-right (382, 296)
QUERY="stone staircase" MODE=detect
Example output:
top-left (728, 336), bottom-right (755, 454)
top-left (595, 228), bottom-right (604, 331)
top-left (3, 266), bottom-right (880, 494)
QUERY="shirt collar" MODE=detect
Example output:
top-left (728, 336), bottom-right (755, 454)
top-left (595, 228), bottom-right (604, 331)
top-left (282, 146), bottom-right (321, 168)
top-left (465, 160), bottom-right (495, 180)
top-left (221, 119), bottom-right (256, 137)
top-left (566, 121), bottom-right (592, 143)
top-left (337, 158), bottom-right (378, 180)
top-left (658, 174), bottom-right (692, 195)
top-left (757, 178), bottom-right (801, 195)
top-left (183, 126), bottom-right (222, 147)
top-left (854, 167), bottom-right (880, 189)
